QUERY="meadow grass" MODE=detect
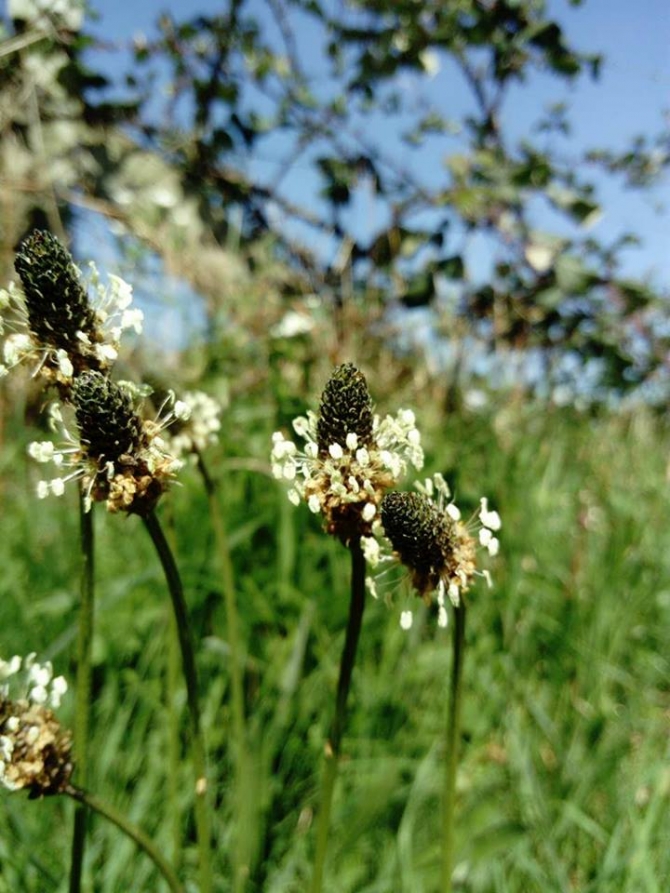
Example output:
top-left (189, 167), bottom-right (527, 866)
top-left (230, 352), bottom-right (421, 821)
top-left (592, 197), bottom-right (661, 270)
top-left (0, 392), bottom-right (668, 892)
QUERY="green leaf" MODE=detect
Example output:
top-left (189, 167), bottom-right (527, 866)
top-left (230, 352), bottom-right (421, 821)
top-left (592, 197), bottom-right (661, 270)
top-left (434, 254), bottom-right (464, 280)
top-left (555, 255), bottom-right (598, 293)
top-left (399, 270), bottom-right (435, 307)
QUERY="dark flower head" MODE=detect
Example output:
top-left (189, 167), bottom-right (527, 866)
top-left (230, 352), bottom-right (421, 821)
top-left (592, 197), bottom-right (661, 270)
top-left (381, 490), bottom-right (459, 597)
top-left (29, 375), bottom-right (189, 515)
top-left (14, 230), bottom-right (100, 360)
top-left (317, 363), bottom-right (374, 455)
top-left (1, 233), bottom-right (142, 386)
top-left (365, 475), bottom-right (501, 629)
top-left (73, 371), bottom-right (144, 464)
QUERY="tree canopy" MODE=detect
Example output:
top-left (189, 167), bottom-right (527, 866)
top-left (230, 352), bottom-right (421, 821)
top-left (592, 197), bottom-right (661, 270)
top-left (2, 0), bottom-right (668, 404)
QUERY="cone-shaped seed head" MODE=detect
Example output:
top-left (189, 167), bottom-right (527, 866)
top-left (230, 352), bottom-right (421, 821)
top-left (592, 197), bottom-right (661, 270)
top-left (0, 697), bottom-right (73, 798)
top-left (72, 371), bottom-right (143, 462)
top-left (381, 490), bottom-right (457, 594)
top-left (14, 231), bottom-right (98, 352)
top-left (317, 363), bottom-right (374, 454)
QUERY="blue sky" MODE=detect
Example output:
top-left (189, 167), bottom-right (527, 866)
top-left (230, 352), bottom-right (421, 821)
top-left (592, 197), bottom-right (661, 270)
top-left (84, 0), bottom-right (669, 289)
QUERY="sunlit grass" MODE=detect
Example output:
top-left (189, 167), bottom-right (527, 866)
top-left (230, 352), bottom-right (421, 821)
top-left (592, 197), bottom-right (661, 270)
top-left (0, 397), bottom-right (668, 891)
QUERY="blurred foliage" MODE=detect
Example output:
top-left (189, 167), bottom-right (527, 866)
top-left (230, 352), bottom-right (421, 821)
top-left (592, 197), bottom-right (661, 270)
top-left (0, 0), bottom-right (669, 405)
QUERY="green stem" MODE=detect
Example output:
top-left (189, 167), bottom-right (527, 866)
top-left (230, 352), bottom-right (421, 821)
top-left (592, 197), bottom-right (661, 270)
top-left (163, 506), bottom-right (183, 871)
top-left (143, 510), bottom-right (213, 893)
top-left (64, 785), bottom-right (185, 893)
top-left (197, 452), bottom-right (248, 892)
top-left (167, 610), bottom-right (182, 868)
top-left (309, 538), bottom-right (367, 893)
top-left (68, 494), bottom-right (95, 893)
top-left (441, 601), bottom-right (467, 892)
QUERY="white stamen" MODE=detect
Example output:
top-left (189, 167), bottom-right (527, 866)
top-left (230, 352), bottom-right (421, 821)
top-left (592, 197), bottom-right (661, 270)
top-left (400, 610), bottom-right (413, 630)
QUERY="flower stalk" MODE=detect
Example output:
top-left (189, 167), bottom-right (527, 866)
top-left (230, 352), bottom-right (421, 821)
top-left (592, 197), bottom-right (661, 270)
top-left (441, 600), bottom-right (466, 892)
top-left (68, 492), bottom-right (96, 893)
top-left (310, 538), bottom-right (367, 893)
top-left (64, 784), bottom-right (185, 893)
top-left (143, 510), bottom-right (213, 893)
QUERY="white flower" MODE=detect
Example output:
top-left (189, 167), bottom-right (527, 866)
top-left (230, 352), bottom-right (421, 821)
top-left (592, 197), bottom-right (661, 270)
top-left (28, 441), bottom-right (56, 463)
top-left (50, 676), bottom-right (68, 709)
top-left (479, 497), bottom-right (502, 531)
top-left (362, 502), bottom-right (377, 522)
top-left (361, 535), bottom-right (381, 565)
top-left (400, 611), bottom-right (414, 630)
top-left (0, 653), bottom-right (67, 711)
top-left (36, 480), bottom-right (50, 499)
top-left (3, 333), bottom-right (33, 366)
top-left (0, 656), bottom-right (22, 680)
top-left (50, 478), bottom-right (66, 497)
top-left (164, 389), bottom-right (225, 459)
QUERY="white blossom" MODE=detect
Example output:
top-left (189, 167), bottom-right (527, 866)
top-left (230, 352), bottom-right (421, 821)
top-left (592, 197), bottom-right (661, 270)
top-left (400, 611), bottom-right (414, 630)
top-left (165, 389), bottom-right (225, 459)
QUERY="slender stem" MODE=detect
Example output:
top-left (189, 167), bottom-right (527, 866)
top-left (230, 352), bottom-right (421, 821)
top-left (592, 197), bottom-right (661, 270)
top-left (310, 538), bottom-right (367, 893)
top-left (69, 494), bottom-right (95, 893)
top-left (64, 785), bottom-right (185, 893)
top-left (163, 505), bottom-right (183, 871)
top-left (167, 610), bottom-right (182, 868)
top-left (196, 451), bottom-right (248, 893)
top-left (441, 601), bottom-right (467, 892)
top-left (143, 510), bottom-right (213, 893)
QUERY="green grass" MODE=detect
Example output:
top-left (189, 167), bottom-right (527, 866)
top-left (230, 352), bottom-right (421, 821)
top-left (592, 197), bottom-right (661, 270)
top-left (0, 392), bottom-right (668, 892)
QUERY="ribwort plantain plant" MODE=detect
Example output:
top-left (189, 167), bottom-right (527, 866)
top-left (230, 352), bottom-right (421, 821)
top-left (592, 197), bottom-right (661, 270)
top-left (373, 474), bottom-right (501, 891)
top-left (271, 362), bottom-right (424, 892)
top-left (274, 361), bottom-right (501, 892)
top-left (0, 231), bottom-right (212, 892)
top-left (1, 231), bottom-right (144, 892)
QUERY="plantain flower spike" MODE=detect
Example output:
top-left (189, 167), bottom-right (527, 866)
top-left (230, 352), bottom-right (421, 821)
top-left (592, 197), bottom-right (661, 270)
top-left (0, 231), bottom-right (142, 387)
top-left (272, 363), bottom-right (424, 544)
top-left (316, 363), bottom-right (374, 455)
top-left (0, 654), bottom-right (72, 798)
top-left (28, 371), bottom-right (189, 514)
top-left (365, 474), bottom-right (501, 629)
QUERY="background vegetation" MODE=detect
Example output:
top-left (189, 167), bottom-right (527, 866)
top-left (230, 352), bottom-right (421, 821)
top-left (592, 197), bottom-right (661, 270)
top-left (0, 1), bottom-right (668, 891)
